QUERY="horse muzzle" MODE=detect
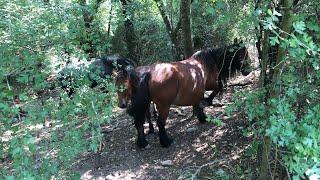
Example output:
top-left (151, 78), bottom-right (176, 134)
top-left (118, 103), bottom-right (127, 109)
top-left (118, 99), bottom-right (129, 109)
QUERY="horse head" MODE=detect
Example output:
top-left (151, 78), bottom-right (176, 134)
top-left (115, 65), bottom-right (139, 108)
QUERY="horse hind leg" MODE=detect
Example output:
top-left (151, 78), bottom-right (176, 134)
top-left (156, 106), bottom-right (173, 147)
top-left (193, 104), bottom-right (207, 123)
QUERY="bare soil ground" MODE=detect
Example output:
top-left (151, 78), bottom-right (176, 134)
top-left (76, 73), bottom-right (259, 180)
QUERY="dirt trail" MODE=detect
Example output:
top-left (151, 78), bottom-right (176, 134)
top-left (76, 75), bottom-right (258, 180)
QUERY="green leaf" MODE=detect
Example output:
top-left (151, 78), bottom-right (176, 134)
top-left (293, 21), bottom-right (306, 34)
top-left (269, 36), bottom-right (280, 45)
top-left (5, 176), bottom-right (15, 180)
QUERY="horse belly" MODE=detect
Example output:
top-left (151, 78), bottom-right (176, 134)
top-left (172, 84), bottom-right (204, 106)
top-left (172, 94), bottom-right (203, 106)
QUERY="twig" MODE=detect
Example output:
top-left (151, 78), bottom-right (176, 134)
top-left (6, 76), bottom-right (11, 91)
top-left (272, 145), bottom-right (278, 180)
top-left (276, 158), bottom-right (291, 180)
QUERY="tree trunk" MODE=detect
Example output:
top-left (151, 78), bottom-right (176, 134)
top-left (180, 0), bottom-right (194, 59)
top-left (154, 0), bottom-right (182, 59)
top-left (258, 0), bottom-right (293, 179)
top-left (107, 1), bottom-right (113, 40)
top-left (119, 0), bottom-right (139, 64)
top-left (272, 0), bottom-right (293, 82)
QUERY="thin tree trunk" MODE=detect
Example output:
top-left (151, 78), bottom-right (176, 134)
top-left (272, 0), bottom-right (293, 82)
top-left (258, 0), bottom-right (293, 179)
top-left (259, 30), bottom-right (270, 88)
top-left (254, 0), bottom-right (263, 63)
top-left (107, 1), bottom-right (113, 40)
top-left (154, 0), bottom-right (182, 59)
top-left (180, 0), bottom-right (194, 58)
top-left (119, 0), bottom-right (139, 64)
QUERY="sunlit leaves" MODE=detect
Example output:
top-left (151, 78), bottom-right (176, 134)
top-left (238, 3), bottom-right (320, 177)
top-left (0, 0), bottom-right (117, 178)
top-left (293, 21), bottom-right (306, 34)
top-left (269, 36), bottom-right (279, 45)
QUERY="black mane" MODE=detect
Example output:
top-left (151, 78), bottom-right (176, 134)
top-left (92, 55), bottom-right (137, 74)
top-left (192, 43), bottom-right (248, 81)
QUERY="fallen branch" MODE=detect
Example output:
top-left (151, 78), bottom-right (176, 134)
top-left (228, 81), bottom-right (253, 87)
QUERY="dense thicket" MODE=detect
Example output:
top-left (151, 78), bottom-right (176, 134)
top-left (0, 0), bottom-right (319, 178)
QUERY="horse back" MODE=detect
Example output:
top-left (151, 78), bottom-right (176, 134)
top-left (148, 60), bottom-right (206, 106)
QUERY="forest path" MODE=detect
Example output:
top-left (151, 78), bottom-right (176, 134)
top-left (76, 72), bottom-right (258, 180)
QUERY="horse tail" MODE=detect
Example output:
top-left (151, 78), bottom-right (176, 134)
top-left (127, 72), bottom-right (151, 121)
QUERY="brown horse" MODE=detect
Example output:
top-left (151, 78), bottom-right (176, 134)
top-left (123, 43), bottom-right (252, 148)
top-left (115, 65), bottom-right (157, 134)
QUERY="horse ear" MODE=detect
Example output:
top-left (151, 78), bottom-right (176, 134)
top-left (125, 65), bottom-right (135, 72)
top-left (125, 58), bottom-right (137, 68)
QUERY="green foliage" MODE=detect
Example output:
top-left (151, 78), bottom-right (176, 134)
top-left (192, 0), bottom-right (258, 45)
top-left (0, 0), bottom-right (116, 178)
top-left (206, 115), bottom-right (224, 126)
top-left (1, 0), bottom-right (319, 179)
top-left (235, 4), bottom-right (320, 178)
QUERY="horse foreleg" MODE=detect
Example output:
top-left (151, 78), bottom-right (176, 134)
top-left (204, 90), bottom-right (219, 105)
top-left (156, 106), bottom-right (172, 147)
top-left (152, 102), bottom-right (158, 119)
top-left (204, 78), bottom-right (224, 105)
top-left (134, 118), bottom-right (149, 148)
top-left (193, 104), bottom-right (207, 123)
top-left (146, 104), bottom-right (155, 134)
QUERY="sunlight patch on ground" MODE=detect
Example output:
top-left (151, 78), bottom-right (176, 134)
top-left (81, 164), bottom-right (156, 180)
top-left (195, 143), bottom-right (209, 152)
top-left (1, 130), bottom-right (13, 142)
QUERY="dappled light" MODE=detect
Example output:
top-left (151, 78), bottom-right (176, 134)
top-left (75, 76), bottom-right (257, 179)
top-left (1, 0), bottom-right (319, 179)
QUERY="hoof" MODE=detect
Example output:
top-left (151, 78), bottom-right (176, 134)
top-left (199, 118), bottom-right (207, 124)
top-left (160, 137), bottom-right (173, 148)
top-left (137, 139), bottom-right (149, 148)
top-left (198, 117), bottom-right (207, 124)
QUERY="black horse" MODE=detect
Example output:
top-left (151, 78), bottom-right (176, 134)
top-left (200, 43), bottom-right (251, 105)
top-left (54, 55), bottom-right (137, 97)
